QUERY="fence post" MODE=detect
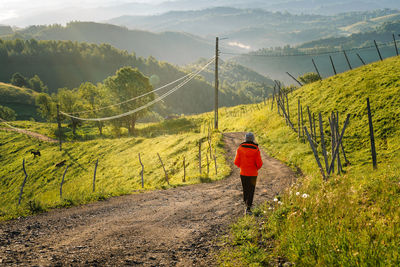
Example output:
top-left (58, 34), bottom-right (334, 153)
top-left (319, 113), bottom-right (329, 174)
top-left (271, 86), bottom-right (275, 111)
top-left (374, 40), bottom-right (383, 61)
top-left (312, 58), bottom-right (322, 80)
top-left (18, 159), bottom-right (28, 205)
top-left (343, 50), bottom-right (352, 70)
top-left (393, 34), bottom-right (399, 56)
top-left (198, 140), bottom-right (202, 174)
top-left (60, 165), bottom-right (69, 199)
top-left (206, 155), bottom-right (210, 175)
top-left (93, 159), bottom-right (98, 192)
top-left (304, 127), bottom-right (326, 180)
top-left (329, 56), bottom-right (337, 75)
top-left (214, 148), bottom-right (218, 175)
top-left (301, 105), bottom-right (305, 142)
top-left (297, 98), bottom-right (301, 138)
top-left (328, 114), bottom-right (350, 175)
top-left (139, 153), bottom-right (144, 188)
top-left (286, 72), bottom-right (303, 86)
top-left (367, 98), bottom-right (377, 169)
top-left (183, 156), bottom-right (186, 182)
top-left (356, 53), bottom-right (366, 65)
top-left (157, 153), bottom-right (169, 185)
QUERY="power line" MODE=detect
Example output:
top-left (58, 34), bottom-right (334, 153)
top-left (221, 40), bottom-right (400, 58)
top-left (61, 58), bottom-right (215, 122)
top-left (66, 69), bottom-right (205, 116)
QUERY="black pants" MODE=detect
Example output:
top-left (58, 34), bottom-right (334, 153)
top-left (240, 175), bottom-right (257, 208)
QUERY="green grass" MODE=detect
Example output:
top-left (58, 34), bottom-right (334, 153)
top-left (0, 115), bottom-right (230, 220)
top-left (218, 56), bottom-right (400, 266)
top-left (0, 82), bottom-right (39, 120)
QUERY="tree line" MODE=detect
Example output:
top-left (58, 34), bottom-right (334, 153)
top-left (0, 38), bottom-right (268, 115)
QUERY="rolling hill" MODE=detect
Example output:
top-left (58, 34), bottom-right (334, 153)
top-left (0, 82), bottom-right (39, 120)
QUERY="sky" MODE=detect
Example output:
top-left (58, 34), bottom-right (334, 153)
top-left (0, 0), bottom-right (163, 24)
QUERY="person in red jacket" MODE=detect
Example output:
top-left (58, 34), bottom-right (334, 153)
top-left (234, 132), bottom-right (263, 215)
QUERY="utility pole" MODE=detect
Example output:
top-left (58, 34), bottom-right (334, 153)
top-left (214, 37), bottom-right (219, 130)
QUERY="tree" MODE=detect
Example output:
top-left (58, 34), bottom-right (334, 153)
top-left (57, 88), bottom-right (84, 135)
top-left (104, 67), bottom-right (154, 135)
top-left (11, 72), bottom-right (29, 88)
top-left (77, 82), bottom-right (110, 135)
top-left (0, 105), bottom-right (17, 121)
top-left (29, 75), bottom-right (48, 93)
top-left (35, 93), bottom-right (55, 121)
top-left (299, 72), bottom-right (320, 84)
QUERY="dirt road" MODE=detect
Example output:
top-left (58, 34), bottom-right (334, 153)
top-left (0, 132), bottom-right (295, 266)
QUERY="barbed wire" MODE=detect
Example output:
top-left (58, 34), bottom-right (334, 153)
top-left (221, 39), bottom-right (400, 58)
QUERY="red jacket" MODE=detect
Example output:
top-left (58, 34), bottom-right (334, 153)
top-left (234, 142), bottom-right (263, 176)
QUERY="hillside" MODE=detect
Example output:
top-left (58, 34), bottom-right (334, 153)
top-left (0, 21), bottom-right (217, 65)
top-left (0, 38), bottom-right (273, 116)
top-left (0, 82), bottom-right (39, 120)
top-left (0, 52), bottom-right (399, 265)
top-left (219, 56), bottom-right (400, 265)
top-left (107, 8), bottom-right (400, 50)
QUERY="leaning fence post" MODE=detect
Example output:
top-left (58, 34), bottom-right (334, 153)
top-left (328, 114), bottom-right (350, 175)
top-left (286, 72), bottom-right (303, 86)
top-left (60, 165), bottom-right (69, 199)
top-left (312, 58), bottom-right (322, 80)
top-left (343, 50), bottom-right (352, 70)
top-left (374, 40), bottom-right (383, 61)
top-left (93, 159), bottom-right (98, 192)
top-left (139, 153), bottom-right (144, 188)
top-left (329, 55), bottom-right (337, 75)
top-left (393, 34), bottom-right (399, 56)
top-left (367, 98), bottom-right (377, 169)
top-left (18, 159), bottom-right (28, 205)
top-left (304, 127), bottom-right (326, 180)
top-left (157, 153), bottom-right (169, 185)
top-left (356, 53), bottom-right (366, 65)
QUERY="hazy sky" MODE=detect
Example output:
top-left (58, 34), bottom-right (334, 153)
top-left (0, 0), bottom-right (163, 22)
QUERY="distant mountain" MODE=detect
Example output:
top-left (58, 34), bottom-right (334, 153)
top-left (2, 0), bottom-right (400, 27)
top-left (1, 21), bottom-right (220, 65)
top-left (232, 21), bottom-right (400, 84)
top-left (107, 8), bottom-right (400, 50)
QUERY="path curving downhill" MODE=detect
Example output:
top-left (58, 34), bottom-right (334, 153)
top-left (0, 132), bottom-right (295, 266)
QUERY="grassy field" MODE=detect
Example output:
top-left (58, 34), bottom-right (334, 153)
top-left (0, 116), bottom-right (230, 221)
top-left (1, 55), bottom-right (400, 265)
top-left (218, 56), bottom-right (400, 266)
top-left (0, 82), bottom-right (39, 121)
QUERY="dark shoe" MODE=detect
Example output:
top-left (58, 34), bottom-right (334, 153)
top-left (245, 207), bottom-right (252, 215)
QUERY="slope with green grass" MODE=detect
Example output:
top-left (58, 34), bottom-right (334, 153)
top-left (0, 82), bottom-right (39, 120)
top-left (218, 56), bottom-right (400, 265)
top-left (0, 117), bottom-right (230, 221)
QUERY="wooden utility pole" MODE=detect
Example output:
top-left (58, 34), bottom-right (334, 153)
top-left (56, 104), bottom-right (62, 151)
top-left (214, 37), bottom-right (219, 130)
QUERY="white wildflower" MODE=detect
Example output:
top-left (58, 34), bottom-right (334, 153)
top-left (302, 193), bottom-right (309, 198)
top-left (273, 198), bottom-right (278, 202)
top-left (296, 192), bottom-right (300, 196)
top-left (278, 201), bottom-right (283, 205)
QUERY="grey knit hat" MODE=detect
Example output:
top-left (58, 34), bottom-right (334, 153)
top-left (245, 132), bottom-right (255, 142)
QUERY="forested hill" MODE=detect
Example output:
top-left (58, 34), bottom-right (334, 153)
top-left (1, 21), bottom-right (216, 65)
top-left (298, 19), bottom-right (400, 49)
top-left (0, 38), bottom-right (273, 115)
